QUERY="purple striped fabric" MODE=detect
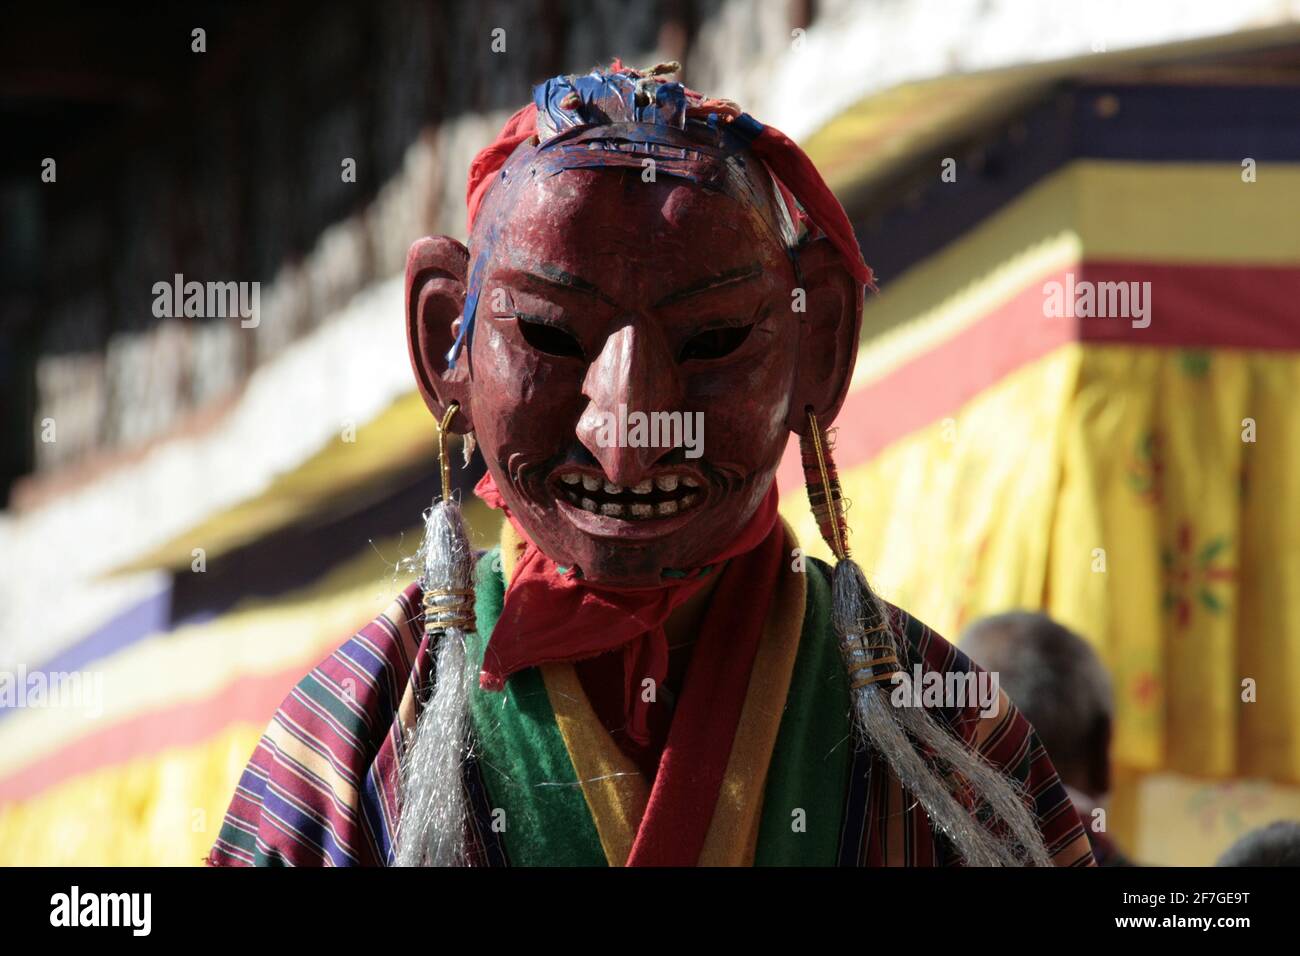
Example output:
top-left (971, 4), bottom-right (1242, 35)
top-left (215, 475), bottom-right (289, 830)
top-left (211, 579), bottom-right (1092, 867)
top-left (839, 605), bottom-right (1096, 867)
top-left (212, 587), bottom-right (449, 865)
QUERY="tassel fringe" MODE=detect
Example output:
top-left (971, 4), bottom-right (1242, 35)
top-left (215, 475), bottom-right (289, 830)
top-left (804, 410), bottom-right (1051, 866)
top-left (395, 403), bottom-right (479, 867)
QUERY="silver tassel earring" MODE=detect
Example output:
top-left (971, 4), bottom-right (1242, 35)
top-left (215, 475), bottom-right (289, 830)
top-left (802, 410), bottom-right (1051, 866)
top-left (396, 402), bottom-right (478, 867)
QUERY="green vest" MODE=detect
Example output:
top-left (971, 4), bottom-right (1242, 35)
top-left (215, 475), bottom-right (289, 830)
top-left (464, 549), bottom-right (853, 865)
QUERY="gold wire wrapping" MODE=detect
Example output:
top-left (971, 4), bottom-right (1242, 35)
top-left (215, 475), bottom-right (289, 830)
top-left (423, 588), bottom-right (477, 634)
top-left (424, 402), bottom-right (477, 635)
top-left (806, 409), bottom-right (904, 685)
top-left (848, 655), bottom-right (899, 675)
top-left (437, 402), bottom-right (457, 506)
top-left (805, 409), bottom-right (849, 561)
top-left (850, 670), bottom-right (902, 690)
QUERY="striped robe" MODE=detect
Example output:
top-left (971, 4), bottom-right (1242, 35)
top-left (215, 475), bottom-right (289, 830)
top-left (209, 547), bottom-right (1094, 867)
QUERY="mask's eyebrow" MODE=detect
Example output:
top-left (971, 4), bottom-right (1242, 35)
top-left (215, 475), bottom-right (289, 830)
top-left (653, 262), bottom-right (763, 308)
top-left (522, 264), bottom-right (619, 307)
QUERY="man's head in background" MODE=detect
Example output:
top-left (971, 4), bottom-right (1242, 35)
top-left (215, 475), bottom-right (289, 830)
top-left (1217, 821), bottom-right (1300, 866)
top-left (961, 612), bottom-right (1126, 864)
top-left (960, 612), bottom-right (1113, 800)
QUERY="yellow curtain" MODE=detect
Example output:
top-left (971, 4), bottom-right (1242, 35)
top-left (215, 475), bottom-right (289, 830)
top-left (781, 341), bottom-right (1300, 863)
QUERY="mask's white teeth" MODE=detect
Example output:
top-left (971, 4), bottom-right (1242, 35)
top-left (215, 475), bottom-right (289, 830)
top-left (603, 480), bottom-right (621, 494)
top-left (599, 502), bottom-right (624, 517)
top-left (630, 502), bottom-right (653, 518)
top-left (582, 476), bottom-right (600, 491)
top-left (580, 497), bottom-right (597, 512)
top-left (631, 479), bottom-right (652, 494)
top-left (561, 473), bottom-right (581, 485)
top-left (681, 494), bottom-right (699, 509)
top-left (654, 474), bottom-right (678, 492)
top-left (657, 500), bottom-right (678, 516)
top-left (682, 476), bottom-right (701, 488)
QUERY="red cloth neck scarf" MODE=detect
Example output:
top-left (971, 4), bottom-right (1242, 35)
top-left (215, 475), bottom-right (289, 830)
top-left (475, 472), bottom-right (779, 747)
top-left (625, 514), bottom-right (786, 865)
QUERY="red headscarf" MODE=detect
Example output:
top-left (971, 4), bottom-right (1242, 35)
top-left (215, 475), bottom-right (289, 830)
top-left (464, 68), bottom-right (874, 288)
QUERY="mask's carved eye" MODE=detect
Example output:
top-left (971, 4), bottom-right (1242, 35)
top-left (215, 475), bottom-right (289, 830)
top-left (678, 323), bottom-right (755, 362)
top-left (516, 314), bottom-right (585, 359)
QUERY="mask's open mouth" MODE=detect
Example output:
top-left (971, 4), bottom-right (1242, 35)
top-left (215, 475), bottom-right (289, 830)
top-left (550, 468), bottom-right (704, 521)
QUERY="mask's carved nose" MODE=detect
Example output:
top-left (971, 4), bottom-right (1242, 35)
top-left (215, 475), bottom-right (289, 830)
top-left (576, 320), bottom-right (685, 488)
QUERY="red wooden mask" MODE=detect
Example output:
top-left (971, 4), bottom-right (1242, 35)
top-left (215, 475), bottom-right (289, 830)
top-left (407, 118), bottom-right (863, 587)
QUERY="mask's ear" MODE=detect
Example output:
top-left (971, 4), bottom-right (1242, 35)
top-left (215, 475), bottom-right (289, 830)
top-left (406, 236), bottom-right (473, 433)
top-left (786, 236), bottom-right (865, 434)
